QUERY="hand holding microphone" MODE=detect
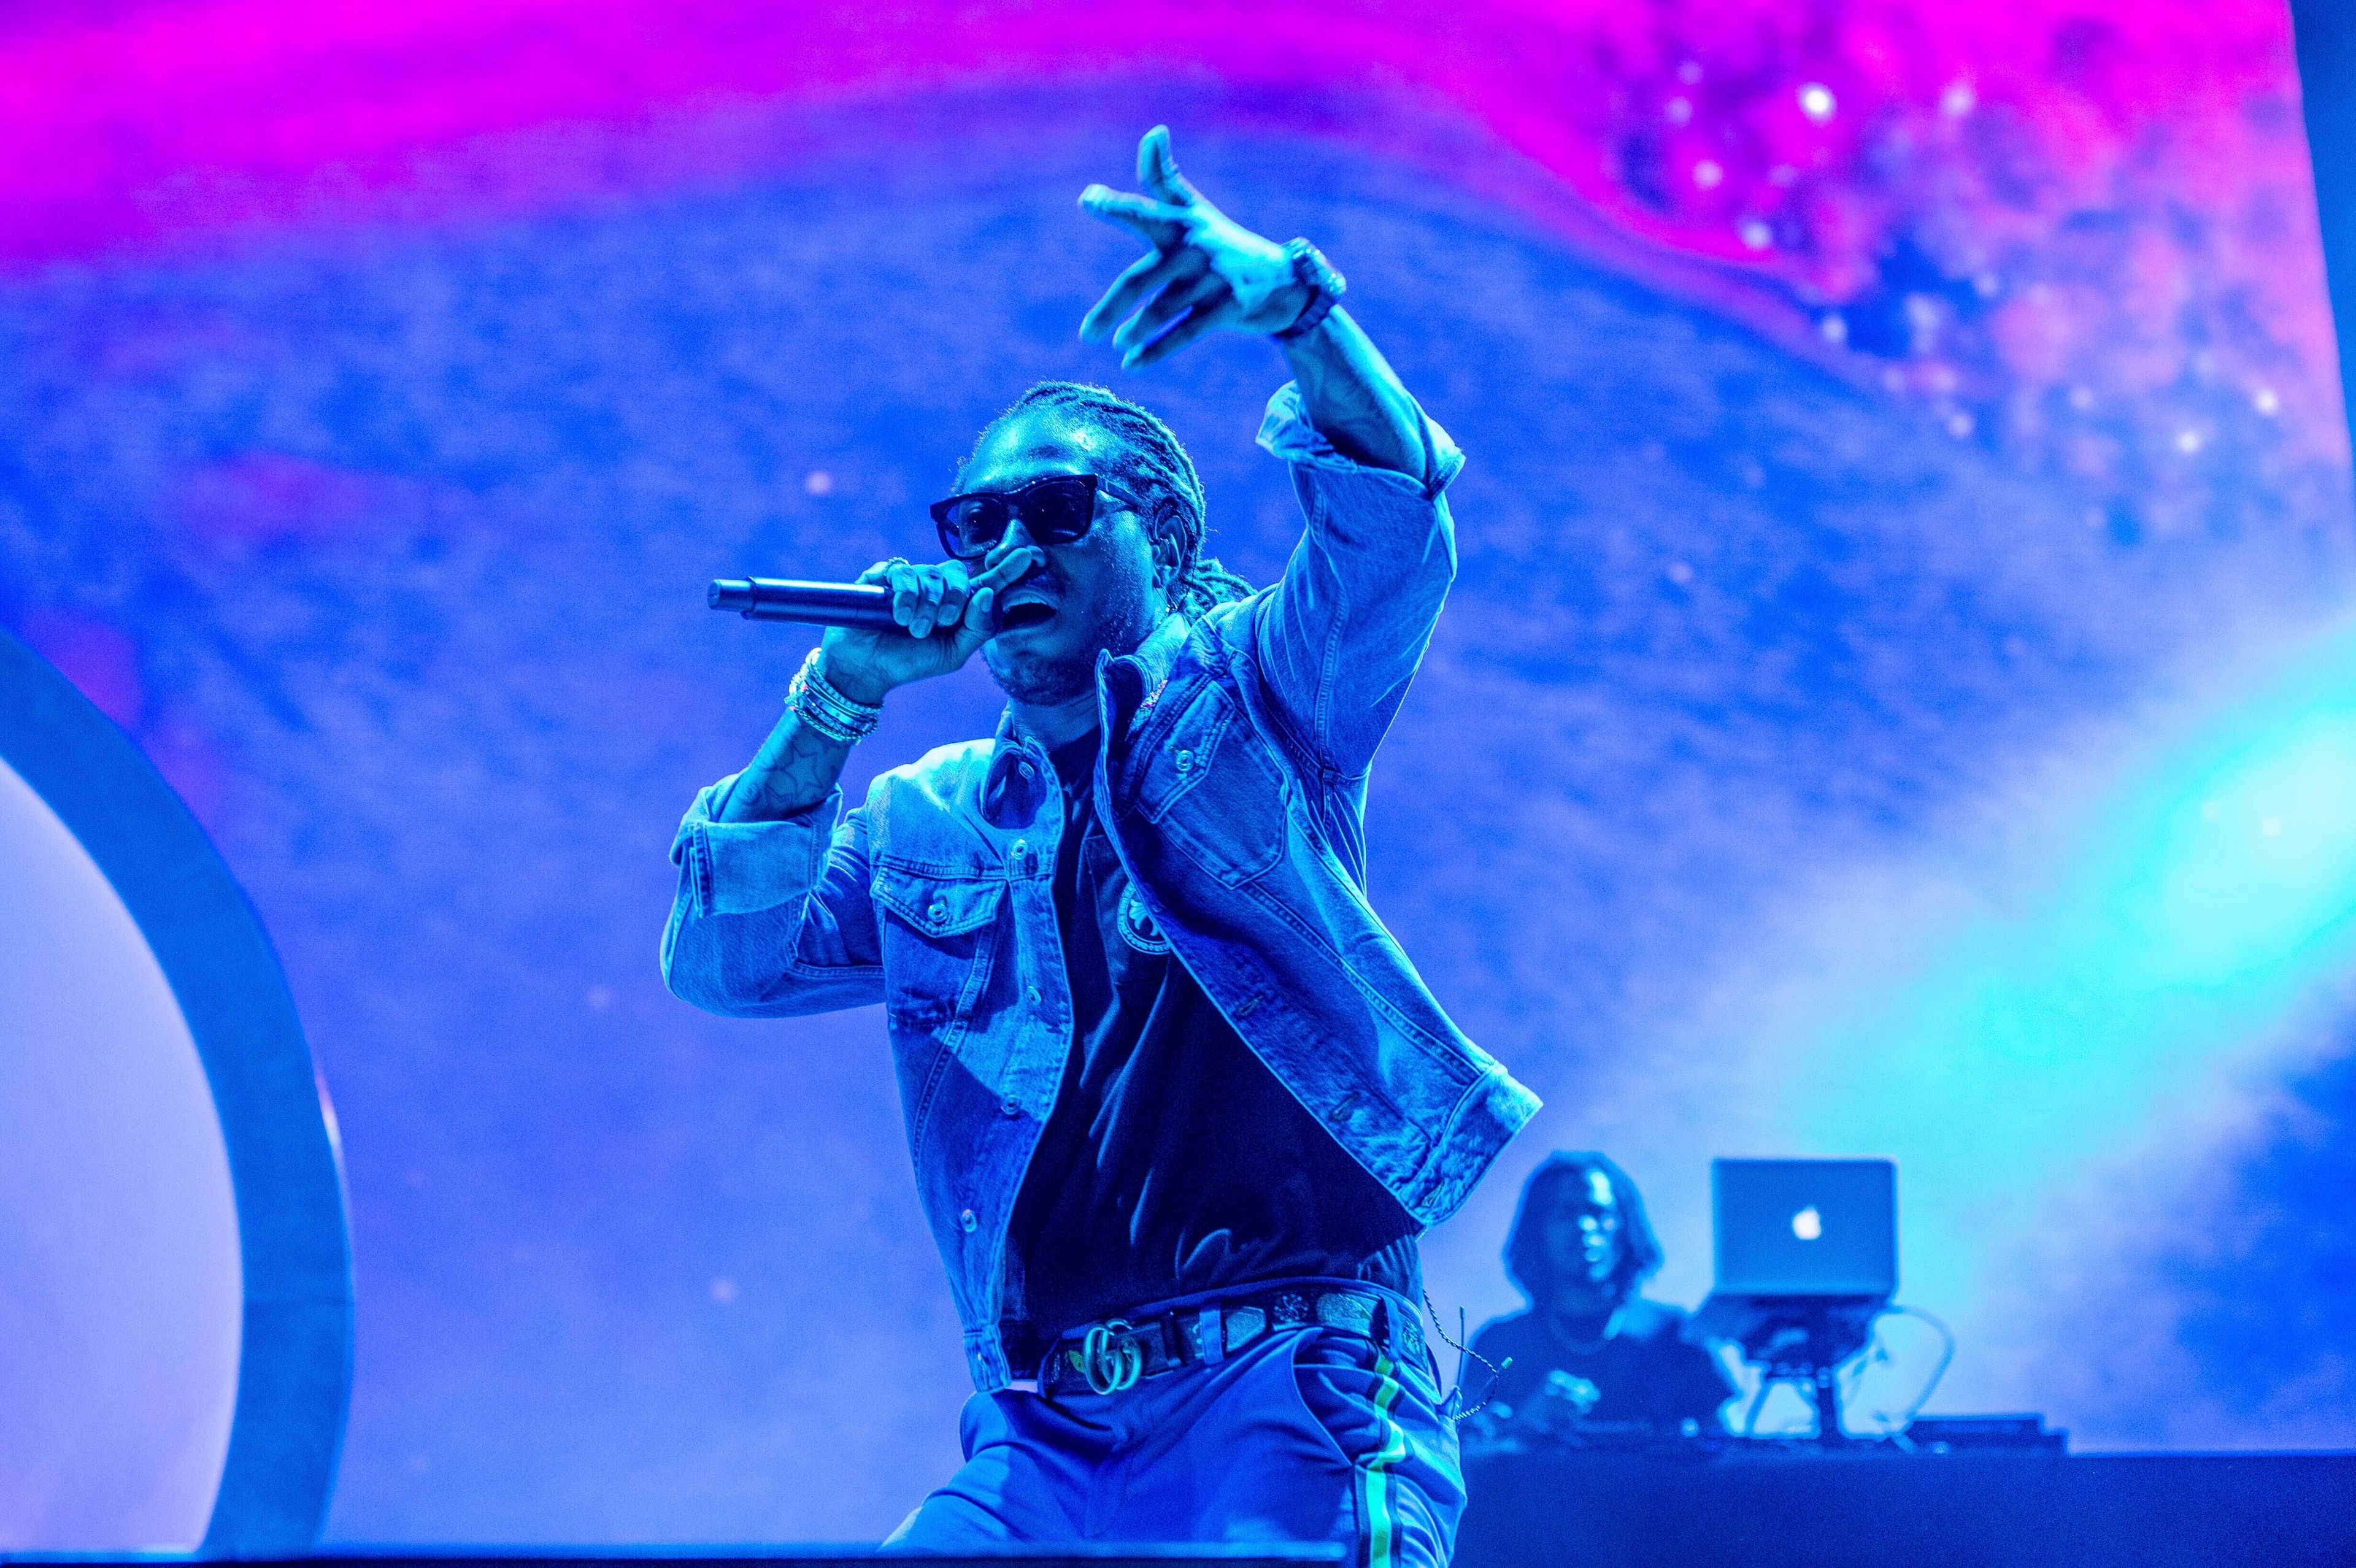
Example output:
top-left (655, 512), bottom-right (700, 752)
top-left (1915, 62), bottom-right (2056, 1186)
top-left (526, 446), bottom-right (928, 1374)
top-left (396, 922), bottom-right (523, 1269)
top-left (715, 543), bottom-right (1044, 705)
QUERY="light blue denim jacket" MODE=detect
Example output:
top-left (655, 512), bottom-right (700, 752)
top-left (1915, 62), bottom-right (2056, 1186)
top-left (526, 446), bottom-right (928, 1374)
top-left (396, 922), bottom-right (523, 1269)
top-left (663, 383), bottom-right (1541, 1391)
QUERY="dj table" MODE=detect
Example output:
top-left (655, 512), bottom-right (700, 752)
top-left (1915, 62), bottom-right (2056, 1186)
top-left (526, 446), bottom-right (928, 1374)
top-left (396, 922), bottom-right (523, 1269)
top-left (1457, 1445), bottom-right (2356, 1568)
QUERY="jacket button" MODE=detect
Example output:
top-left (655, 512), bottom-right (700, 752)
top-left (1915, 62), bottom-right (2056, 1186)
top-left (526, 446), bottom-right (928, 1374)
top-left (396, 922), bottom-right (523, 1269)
top-left (1001, 1096), bottom-right (1020, 1118)
top-left (1174, 748), bottom-right (1195, 771)
top-left (960, 1208), bottom-right (979, 1232)
top-left (929, 901), bottom-right (949, 924)
top-left (1026, 985), bottom-right (1042, 1005)
top-left (1018, 762), bottom-right (1034, 780)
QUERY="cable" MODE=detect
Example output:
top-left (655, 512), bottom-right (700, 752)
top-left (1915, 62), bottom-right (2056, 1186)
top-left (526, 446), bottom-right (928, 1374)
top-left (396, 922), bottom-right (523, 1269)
top-left (1833, 1302), bottom-right (1957, 1437)
top-left (1423, 1291), bottom-right (1511, 1421)
top-left (1733, 1302), bottom-right (1956, 1440)
top-left (1882, 1303), bottom-right (1956, 1431)
top-left (1742, 1377), bottom-right (1775, 1437)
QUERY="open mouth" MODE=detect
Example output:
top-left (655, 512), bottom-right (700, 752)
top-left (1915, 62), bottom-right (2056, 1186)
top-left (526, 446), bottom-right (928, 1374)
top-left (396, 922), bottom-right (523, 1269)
top-left (999, 599), bottom-right (1058, 631)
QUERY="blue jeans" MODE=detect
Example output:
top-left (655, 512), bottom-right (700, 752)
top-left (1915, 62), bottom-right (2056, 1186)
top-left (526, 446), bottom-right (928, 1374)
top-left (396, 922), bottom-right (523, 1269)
top-left (885, 1307), bottom-right (1465, 1568)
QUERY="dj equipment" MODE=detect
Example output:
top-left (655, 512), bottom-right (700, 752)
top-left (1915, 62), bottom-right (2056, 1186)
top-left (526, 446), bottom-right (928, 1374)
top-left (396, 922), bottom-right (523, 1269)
top-left (1692, 1157), bottom-right (1900, 1446)
top-left (1906, 1413), bottom-right (2068, 1453)
top-left (1711, 1157), bottom-right (1897, 1297)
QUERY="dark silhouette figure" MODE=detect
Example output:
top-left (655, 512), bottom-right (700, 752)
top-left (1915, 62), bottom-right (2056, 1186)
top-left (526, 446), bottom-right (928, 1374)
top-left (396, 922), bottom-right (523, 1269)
top-left (1468, 1153), bottom-right (1733, 1432)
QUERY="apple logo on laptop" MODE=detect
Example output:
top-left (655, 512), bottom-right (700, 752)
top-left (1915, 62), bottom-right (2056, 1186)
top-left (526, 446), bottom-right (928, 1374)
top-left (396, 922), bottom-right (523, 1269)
top-left (1792, 1205), bottom-right (1823, 1241)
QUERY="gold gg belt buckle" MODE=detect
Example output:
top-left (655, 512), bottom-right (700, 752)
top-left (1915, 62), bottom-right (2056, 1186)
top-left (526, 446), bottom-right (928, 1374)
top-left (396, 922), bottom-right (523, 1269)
top-left (1073, 1318), bottom-right (1145, 1394)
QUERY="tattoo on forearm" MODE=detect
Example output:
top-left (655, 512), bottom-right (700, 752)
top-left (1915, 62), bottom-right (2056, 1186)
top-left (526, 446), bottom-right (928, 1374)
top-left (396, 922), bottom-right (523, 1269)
top-left (718, 712), bottom-right (856, 823)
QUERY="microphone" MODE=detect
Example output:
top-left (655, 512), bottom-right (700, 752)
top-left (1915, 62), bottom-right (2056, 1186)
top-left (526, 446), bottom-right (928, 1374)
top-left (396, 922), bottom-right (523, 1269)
top-left (707, 577), bottom-right (928, 634)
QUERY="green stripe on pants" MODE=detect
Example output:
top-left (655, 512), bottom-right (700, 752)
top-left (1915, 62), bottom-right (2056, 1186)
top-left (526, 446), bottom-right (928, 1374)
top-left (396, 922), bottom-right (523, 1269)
top-left (1360, 1353), bottom-right (1409, 1568)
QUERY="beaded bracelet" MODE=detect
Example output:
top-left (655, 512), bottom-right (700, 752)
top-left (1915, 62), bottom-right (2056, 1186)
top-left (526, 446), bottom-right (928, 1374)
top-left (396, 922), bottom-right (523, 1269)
top-left (787, 647), bottom-right (882, 745)
top-left (1272, 238), bottom-right (1346, 342)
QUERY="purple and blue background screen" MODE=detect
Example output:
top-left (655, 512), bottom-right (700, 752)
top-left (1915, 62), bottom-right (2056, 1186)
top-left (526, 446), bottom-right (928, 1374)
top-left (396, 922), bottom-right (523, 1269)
top-left (3, 0), bottom-right (2353, 1542)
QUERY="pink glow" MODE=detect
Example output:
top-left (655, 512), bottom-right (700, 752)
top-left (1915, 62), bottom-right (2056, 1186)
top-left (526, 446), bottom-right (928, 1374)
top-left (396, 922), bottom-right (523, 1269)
top-left (0, 2), bottom-right (2305, 277)
top-left (179, 455), bottom-right (410, 546)
top-left (20, 610), bottom-right (145, 732)
top-left (5, 1), bottom-right (2336, 468)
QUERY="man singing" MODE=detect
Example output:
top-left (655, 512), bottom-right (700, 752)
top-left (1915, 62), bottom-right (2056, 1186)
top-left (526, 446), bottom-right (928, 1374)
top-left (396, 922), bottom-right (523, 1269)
top-left (662, 126), bottom-right (1538, 1567)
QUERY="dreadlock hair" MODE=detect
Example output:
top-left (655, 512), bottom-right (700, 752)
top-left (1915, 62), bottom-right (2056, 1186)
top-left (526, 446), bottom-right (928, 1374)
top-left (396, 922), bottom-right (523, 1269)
top-left (982, 382), bottom-right (1256, 620)
top-left (1503, 1152), bottom-right (1666, 1311)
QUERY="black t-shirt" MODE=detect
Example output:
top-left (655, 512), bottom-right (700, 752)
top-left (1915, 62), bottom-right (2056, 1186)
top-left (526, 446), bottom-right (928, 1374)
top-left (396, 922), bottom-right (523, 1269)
top-left (1468, 1302), bottom-right (1734, 1428)
top-left (1001, 728), bottom-right (1420, 1348)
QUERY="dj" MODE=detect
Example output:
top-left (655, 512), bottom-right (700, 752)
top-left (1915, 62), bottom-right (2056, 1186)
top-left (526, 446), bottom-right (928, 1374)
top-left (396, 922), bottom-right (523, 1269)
top-left (662, 126), bottom-right (1537, 1566)
top-left (1467, 1154), bottom-right (1734, 1432)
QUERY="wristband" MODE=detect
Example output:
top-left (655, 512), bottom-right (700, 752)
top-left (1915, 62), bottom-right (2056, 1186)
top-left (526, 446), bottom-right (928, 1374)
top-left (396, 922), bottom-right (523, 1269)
top-left (788, 647), bottom-right (883, 745)
top-left (1272, 238), bottom-right (1346, 342)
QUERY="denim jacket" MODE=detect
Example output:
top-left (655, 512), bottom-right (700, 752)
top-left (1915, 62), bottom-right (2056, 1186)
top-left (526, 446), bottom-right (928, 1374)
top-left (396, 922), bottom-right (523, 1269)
top-left (663, 383), bottom-right (1541, 1391)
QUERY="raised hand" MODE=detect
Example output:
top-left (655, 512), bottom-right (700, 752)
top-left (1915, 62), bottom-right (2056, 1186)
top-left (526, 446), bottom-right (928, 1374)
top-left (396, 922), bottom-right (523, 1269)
top-left (815, 542), bottom-right (1044, 704)
top-left (1079, 125), bottom-right (1314, 368)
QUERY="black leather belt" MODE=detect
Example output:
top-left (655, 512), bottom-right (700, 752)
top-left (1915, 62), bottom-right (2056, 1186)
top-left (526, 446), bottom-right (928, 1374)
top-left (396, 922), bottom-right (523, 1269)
top-left (1037, 1282), bottom-right (1427, 1397)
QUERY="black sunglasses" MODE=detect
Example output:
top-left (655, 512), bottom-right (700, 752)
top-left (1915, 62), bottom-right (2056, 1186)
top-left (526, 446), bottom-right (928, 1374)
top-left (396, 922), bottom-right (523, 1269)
top-left (930, 472), bottom-right (1141, 562)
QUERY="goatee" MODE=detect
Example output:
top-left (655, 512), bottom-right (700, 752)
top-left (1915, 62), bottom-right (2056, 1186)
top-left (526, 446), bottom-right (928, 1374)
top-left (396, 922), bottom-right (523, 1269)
top-left (986, 651), bottom-right (1096, 707)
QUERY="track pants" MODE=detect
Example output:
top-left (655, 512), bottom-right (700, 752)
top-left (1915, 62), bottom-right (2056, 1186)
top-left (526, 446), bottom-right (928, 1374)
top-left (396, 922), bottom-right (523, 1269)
top-left (886, 1323), bottom-right (1465, 1568)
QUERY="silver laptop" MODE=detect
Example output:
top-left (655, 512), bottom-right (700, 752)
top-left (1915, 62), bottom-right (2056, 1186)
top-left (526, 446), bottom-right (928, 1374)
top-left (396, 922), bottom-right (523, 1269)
top-left (1712, 1157), bottom-right (1897, 1299)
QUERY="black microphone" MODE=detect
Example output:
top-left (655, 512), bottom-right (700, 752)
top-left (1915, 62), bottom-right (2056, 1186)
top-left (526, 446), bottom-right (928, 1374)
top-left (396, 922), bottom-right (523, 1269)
top-left (707, 577), bottom-right (922, 634)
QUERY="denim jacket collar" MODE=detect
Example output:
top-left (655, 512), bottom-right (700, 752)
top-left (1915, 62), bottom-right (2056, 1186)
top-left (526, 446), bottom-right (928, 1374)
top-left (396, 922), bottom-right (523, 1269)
top-left (978, 613), bottom-right (1191, 769)
top-left (1096, 610), bottom-right (1193, 740)
top-left (976, 612), bottom-right (1191, 826)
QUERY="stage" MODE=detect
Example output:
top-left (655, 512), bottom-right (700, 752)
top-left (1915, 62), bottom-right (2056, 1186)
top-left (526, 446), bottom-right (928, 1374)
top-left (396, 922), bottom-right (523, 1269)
top-left (9, 1453), bottom-right (2356, 1568)
top-left (6, 0), bottom-right (2356, 1557)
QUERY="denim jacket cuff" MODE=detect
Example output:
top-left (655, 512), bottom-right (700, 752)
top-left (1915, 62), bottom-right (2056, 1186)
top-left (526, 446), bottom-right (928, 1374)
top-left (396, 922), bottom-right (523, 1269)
top-left (1255, 380), bottom-right (1466, 499)
top-left (670, 777), bottom-right (842, 917)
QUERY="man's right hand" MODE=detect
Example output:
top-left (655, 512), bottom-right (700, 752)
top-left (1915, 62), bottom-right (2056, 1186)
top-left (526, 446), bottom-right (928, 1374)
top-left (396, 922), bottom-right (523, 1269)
top-left (816, 544), bottom-right (1045, 705)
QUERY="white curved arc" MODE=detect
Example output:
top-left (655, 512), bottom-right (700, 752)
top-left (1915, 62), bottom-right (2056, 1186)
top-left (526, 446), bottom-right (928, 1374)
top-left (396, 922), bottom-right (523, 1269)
top-left (0, 755), bottom-right (242, 1550)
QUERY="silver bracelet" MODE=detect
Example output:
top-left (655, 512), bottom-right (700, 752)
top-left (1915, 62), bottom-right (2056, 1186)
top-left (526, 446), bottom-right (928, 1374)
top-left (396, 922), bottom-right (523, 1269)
top-left (789, 674), bottom-right (875, 745)
top-left (788, 647), bottom-right (882, 744)
top-left (797, 648), bottom-right (882, 734)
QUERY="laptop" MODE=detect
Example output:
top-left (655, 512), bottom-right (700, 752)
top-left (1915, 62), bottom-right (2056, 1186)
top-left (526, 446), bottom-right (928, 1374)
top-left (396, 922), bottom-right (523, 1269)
top-left (1711, 1157), bottom-right (1898, 1300)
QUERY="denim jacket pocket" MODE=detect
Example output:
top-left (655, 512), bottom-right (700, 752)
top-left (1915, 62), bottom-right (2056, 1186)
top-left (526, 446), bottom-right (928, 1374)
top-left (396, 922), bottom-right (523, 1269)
top-left (873, 863), bottom-right (1003, 936)
top-left (872, 864), bottom-right (1005, 1023)
top-left (1131, 680), bottom-right (1288, 887)
top-left (872, 863), bottom-right (1007, 1153)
